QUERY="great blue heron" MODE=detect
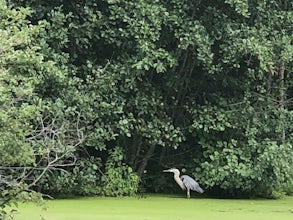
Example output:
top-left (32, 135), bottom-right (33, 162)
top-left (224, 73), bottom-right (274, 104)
top-left (163, 168), bottom-right (204, 198)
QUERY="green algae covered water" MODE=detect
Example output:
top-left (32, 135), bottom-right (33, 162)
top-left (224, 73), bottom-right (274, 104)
top-left (15, 195), bottom-right (293, 220)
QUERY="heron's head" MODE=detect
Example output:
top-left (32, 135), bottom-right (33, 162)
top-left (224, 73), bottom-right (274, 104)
top-left (163, 168), bottom-right (180, 175)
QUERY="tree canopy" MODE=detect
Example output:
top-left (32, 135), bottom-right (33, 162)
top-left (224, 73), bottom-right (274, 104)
top-left (0, 1), bottom-right (292, 215)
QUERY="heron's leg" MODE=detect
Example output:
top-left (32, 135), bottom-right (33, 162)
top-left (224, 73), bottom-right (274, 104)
top-left (187, 189), bottom-right (190, 199)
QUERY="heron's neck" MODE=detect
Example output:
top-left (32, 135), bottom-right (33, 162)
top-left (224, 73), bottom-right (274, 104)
top-left (173, 173), bottom-right (186, 190)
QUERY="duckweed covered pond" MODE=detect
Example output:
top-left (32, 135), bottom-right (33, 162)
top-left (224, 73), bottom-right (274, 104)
top-left (15, 195), bottom-right (293, 220)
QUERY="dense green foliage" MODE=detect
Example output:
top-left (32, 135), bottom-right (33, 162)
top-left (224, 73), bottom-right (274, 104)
top-left (37, 148), bottom-right (139, 197)
top-left (0, 2), bottom-right (46, 218)
top-left (1, 1), bottom-right (292, 212)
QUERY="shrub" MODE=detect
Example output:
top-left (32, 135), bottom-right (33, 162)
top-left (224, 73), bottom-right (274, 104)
top-left (101, 147), bottom-right (139, 196)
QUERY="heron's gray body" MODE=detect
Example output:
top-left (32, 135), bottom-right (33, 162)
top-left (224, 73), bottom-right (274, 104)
top-left (163, 168), bottom-right (204, 198)
top-left (181, 175), bottom-right (204, 194)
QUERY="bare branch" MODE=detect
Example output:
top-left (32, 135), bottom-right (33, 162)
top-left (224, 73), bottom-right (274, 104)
top-left (1, 113), bottom-right (86, 206)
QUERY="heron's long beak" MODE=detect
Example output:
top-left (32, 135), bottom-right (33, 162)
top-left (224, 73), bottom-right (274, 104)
top-left (163, 169), bottom-right (171, 172)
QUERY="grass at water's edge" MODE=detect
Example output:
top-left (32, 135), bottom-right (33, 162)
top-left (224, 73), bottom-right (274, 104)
top-left (14, 194), bottom-right (293, 220)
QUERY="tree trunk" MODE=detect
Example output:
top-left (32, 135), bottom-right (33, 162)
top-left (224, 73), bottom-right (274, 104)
top-left (278, 59), bottom-right (286, 143)
top-left (159, 147), bottom-right (166, 165)
top-left (137, 144), bottom-right (156, 177)
top-left (129, 133), bottom-right (141, 168)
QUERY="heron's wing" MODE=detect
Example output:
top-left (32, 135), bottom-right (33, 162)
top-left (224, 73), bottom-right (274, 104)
top-left (181, 175), bottom-right (204, 193)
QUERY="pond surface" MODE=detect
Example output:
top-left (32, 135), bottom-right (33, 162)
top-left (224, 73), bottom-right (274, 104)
top-left (15, 195), bottom-right (293, 220)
